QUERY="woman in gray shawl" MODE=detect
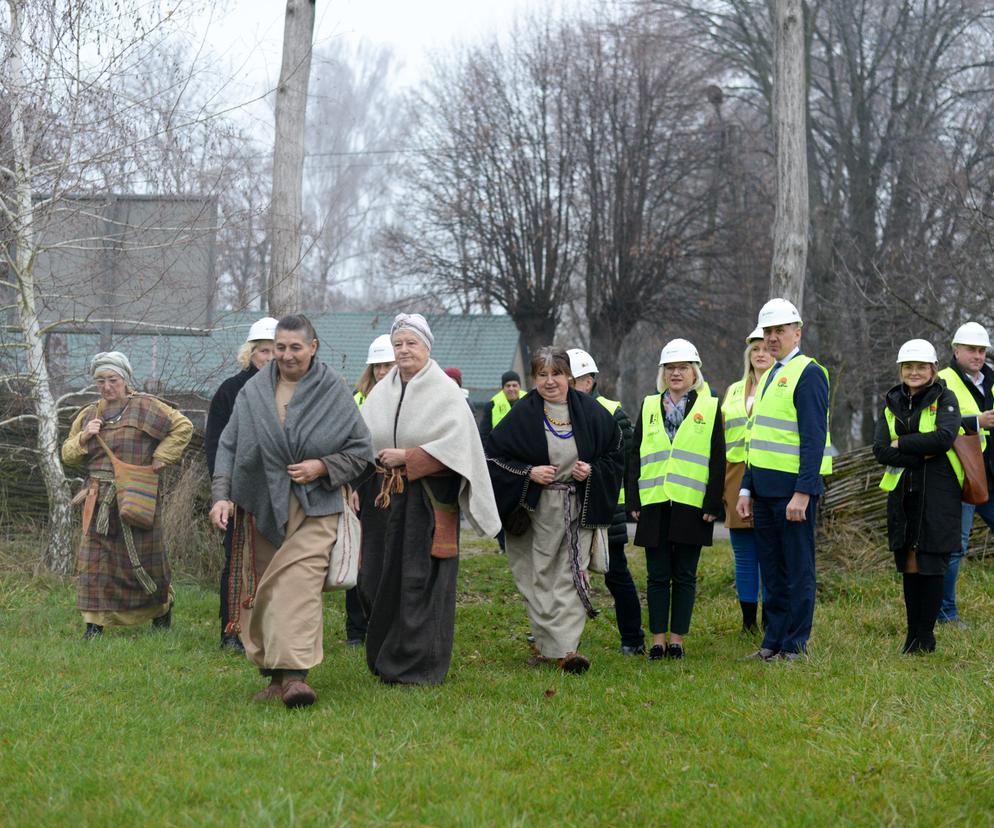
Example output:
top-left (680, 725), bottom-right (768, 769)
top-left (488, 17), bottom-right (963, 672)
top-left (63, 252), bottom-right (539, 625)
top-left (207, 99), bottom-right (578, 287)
top-left (210, 315), bottom-right (373, 708)
top-left (359, 313), bottom-right (501, 685)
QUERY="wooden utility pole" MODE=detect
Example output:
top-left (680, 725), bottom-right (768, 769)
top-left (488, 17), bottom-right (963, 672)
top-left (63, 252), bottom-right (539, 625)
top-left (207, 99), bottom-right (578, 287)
top-left (769, 0), bottom-right (808, 310)
top-left (268, 0), bottom-right (316, 316)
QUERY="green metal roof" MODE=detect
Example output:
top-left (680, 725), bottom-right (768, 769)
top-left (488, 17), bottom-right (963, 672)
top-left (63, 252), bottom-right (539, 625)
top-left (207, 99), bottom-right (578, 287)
top-left (52, 311), bottom-right (522, 405)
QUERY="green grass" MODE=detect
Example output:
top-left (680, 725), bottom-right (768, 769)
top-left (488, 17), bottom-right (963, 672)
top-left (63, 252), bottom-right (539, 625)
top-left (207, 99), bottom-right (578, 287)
top-left (2, 539), bottom-right (994, 827)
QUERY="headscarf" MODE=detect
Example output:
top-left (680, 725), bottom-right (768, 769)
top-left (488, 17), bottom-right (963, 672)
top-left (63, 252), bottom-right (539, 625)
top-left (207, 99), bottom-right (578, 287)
top-left (391, 313), bottom-right (434, 350)
top-left (90, 351), bottom-right (134, 387)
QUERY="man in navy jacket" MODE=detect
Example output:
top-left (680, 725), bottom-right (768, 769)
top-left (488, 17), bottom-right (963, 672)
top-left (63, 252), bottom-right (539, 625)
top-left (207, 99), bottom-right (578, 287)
top-left (736, 299), bottom-right (830, 660)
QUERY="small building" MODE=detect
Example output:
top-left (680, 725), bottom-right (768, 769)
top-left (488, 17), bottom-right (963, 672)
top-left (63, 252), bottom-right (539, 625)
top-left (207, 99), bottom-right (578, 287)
top-left (49, 311), bottom-right (525, 427)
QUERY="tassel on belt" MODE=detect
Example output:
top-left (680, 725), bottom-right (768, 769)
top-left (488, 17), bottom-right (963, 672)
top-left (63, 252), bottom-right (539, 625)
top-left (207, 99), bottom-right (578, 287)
top-left (547, 482), bottom-right (598, 619)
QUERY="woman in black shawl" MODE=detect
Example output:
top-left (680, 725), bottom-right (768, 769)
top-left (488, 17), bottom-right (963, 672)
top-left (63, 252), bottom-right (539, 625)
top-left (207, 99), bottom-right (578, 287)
top-left (485, 348), bottom-right (624, 673)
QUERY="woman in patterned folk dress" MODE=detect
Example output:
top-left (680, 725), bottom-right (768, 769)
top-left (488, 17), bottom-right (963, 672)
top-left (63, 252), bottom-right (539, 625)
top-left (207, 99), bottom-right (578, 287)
top-left (62, 352), bottom-right (193, 640)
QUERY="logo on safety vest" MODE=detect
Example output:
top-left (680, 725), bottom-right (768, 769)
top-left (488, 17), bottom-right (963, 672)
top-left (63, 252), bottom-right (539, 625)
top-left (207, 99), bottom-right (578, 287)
top-left (693, 412), bottom-right (705, 424)
top-left (777, 376), bottom-right (789, 387)
top-left (929, 402), bottom-right (938, 414)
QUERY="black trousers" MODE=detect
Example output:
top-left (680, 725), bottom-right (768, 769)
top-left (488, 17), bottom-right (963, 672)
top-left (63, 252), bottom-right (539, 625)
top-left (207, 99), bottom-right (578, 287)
top-left (345, 586), bottom-right (368, 641)
top-left (645, 541), bottom-right (702, 636)
top-left (604, 542), bottom-right (644, 648)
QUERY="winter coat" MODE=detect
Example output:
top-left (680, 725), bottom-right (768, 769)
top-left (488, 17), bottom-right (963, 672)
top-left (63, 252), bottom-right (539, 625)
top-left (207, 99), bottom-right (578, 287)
top-left (872, 381), bottom-right (962, 556)
top-left (597, 392), bottom-right (635, 547)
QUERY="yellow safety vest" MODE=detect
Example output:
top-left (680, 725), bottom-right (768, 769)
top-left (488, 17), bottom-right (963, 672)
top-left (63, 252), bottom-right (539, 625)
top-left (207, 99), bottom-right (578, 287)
top-left (491, 391), bottom-right (512, 428)
top-left (596, 395), bottom-right (624, 505)
top-left (637, 392), bottom-right (717, 509)
top-left (354, 390), bottom-right (365, 408)
top-left (938, 367), bottom-right (988, 451)
top-left (879, 405), bottom-right (964, 491)
top-left (748, 355), bottom-right (833, 476)
top-left (721, 379), bottom-right (750, 464)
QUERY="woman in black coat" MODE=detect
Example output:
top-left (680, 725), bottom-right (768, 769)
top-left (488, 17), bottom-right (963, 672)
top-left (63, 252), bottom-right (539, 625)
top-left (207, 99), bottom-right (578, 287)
top-left (625, 339), bottom-right (724, 660)
top-left (873, 340), bottom-right (962, 654)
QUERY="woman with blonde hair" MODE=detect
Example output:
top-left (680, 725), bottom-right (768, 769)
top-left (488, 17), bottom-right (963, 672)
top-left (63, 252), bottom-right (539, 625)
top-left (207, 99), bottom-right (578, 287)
top-left (354, 334), bottom-right (395, 406)
top-left (721, 327), bottom-right (773, 634)
top-left (626, 338), bottom-right (724, 660)
top-left (205, 316), bottom-right (278, 651)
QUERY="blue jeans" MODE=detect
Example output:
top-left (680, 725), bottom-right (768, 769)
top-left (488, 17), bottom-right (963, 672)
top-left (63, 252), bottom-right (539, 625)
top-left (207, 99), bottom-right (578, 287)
top-left (940, 498), bottom-right (994, 620)
top-left (753, 494), bottom-right (818, 654)
top-left (728, 528), bottom-right (769, 604)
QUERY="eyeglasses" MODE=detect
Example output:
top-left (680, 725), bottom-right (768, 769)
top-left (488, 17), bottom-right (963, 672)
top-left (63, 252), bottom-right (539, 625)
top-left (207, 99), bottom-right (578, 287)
top-left (663, 365), bottom-right (691, 374)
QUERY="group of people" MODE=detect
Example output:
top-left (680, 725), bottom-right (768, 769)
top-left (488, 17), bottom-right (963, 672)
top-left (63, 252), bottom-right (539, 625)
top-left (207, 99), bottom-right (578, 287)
top-left (60, 300), bottom-right (993, 708)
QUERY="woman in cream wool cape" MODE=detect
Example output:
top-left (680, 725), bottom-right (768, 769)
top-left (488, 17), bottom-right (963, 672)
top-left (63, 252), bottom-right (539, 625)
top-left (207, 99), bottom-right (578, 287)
top-left (361, 359), bottom-right (501, 538)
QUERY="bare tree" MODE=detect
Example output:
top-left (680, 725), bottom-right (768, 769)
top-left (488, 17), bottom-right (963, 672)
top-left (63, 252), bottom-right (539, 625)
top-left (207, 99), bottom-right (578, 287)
top-left (268, 0), bottom-right (315, 316)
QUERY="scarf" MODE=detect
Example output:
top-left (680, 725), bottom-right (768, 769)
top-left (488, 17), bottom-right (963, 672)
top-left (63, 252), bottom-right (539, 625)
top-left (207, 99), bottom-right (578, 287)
top-left (663, 391), bottom-right (688, 441)
top-left (362, 359), bottom-right (501, 537)
top-left (484, 388), bottom-right (623, 527)
top-left (215, 359), bottom-right (373, 548)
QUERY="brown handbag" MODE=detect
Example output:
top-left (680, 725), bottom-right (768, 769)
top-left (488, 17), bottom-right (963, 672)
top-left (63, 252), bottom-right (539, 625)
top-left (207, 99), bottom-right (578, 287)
top-left (952, 432), bottom-right (989, 505)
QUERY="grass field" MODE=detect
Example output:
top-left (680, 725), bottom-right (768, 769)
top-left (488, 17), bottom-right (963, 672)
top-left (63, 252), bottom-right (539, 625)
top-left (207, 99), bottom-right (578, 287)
top-left (2, 538), bottom-right (994, 827)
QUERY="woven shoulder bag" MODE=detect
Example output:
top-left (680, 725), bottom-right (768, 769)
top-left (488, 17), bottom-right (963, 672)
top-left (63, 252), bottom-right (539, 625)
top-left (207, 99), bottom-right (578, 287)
top-left (94, 433), bottom-right (160, 530)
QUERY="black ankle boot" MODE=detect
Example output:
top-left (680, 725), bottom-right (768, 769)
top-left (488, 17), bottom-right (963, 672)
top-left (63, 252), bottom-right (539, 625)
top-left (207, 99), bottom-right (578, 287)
top-left (152, 606), bottom-right (172, 630)
top-left (740, 601), bottom-right (759, 633)
top-left (83, 623), bottom-right (103, 640)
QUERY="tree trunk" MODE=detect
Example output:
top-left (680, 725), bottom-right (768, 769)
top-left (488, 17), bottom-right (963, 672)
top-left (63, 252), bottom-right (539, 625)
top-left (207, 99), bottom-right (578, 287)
top-left (268, 0), bottom-right (315, 316)
top-left (5, 0), bottom-right (74, 574)
top-left (769, 0), bottom-right (808, 309)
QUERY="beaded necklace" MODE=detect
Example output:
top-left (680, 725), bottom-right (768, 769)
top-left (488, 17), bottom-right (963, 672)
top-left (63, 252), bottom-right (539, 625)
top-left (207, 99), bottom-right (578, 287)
top-left (543, 406), bottom-right (574, 440)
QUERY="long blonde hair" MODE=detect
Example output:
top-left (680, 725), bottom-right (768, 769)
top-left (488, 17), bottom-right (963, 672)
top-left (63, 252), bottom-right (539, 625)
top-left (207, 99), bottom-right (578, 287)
top-left (741, 340), bottom-right (766, 396)
top-left (355, 364), bottom-right (378, 397)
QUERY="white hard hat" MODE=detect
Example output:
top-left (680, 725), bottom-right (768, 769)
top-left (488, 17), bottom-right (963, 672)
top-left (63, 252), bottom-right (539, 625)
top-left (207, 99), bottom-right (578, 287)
top-left (246, 316), bottom-right (278, 342)
top-left (951, 321), bottom-right (991, 349)
top-left (658, 338), bottom-right (701, 365)
top-left (746, 325), bottom-right (764, 342)
top-left (896, 339), bottom-right (938, 364)
top-left (757, 298), bottom-right (802, 329)
top-left (567, 348), bottom-right (598, 377)
top-left (366, 334), bottom-right (394, 364)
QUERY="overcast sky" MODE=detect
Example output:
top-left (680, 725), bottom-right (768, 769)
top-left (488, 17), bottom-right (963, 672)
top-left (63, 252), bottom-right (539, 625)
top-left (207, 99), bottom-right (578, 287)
top-left (192, 0), bottom-right (567, 131)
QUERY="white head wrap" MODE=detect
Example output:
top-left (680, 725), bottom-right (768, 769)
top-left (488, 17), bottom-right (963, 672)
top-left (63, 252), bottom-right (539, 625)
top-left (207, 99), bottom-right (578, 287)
top-left (391, 313), bottom-right (434, 350)
top-left (90, 351), bottom-right (134, 387)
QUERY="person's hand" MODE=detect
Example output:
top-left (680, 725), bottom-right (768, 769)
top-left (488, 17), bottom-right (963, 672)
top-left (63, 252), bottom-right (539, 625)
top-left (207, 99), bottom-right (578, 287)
top-left (571, 460), bottom-right (591, 482)
top-left (349, 489), bottom-right (360, 514)
top-left (702, 513), bottom-right (717, 523)
top-left (736, 496), bottom-right (752, 521)
top-left (786, 492), bottom-right (810, 522)
top-left (287, 459), bottom-right (327, 484)
top-left (210, 500), bottom-right (233, 530)
top-left (891, 438), bottom-right (899, 448)
top-left (979, 410), bottom-right (994, 430)
top-left (529, 465), bottom-right (557, 485)
top-left (80, 418), bottom-right (102, 443)
top-left (629, 510), bottom-right (640, 522)
top-left (151, 459), bottom-right (165, 472)
top-left (377, 448), bottom-right (407, 469)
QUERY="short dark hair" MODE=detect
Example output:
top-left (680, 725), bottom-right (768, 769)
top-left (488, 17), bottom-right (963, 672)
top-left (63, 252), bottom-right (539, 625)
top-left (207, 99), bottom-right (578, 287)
top-left (529, 347), bottom-right (572, 379)
top-left (276, 314), bottom-right (319, 352)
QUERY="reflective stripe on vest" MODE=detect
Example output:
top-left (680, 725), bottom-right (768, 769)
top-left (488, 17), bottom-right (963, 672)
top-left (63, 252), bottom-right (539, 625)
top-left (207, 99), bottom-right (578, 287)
top-left (721, 379), bottom-right (750, 463)
top-left (879, 405), bottom-right (964, 491)
top-left (596, 395), bottom-right (624, 504)
top-left (748, 355), bottom-right (833, 476)
top-left (637, 393), bottom-right (717, 508)
top-left (353, 390), bottom-right (365, 408)
top-left (938, 367), bottom-right (989, 451)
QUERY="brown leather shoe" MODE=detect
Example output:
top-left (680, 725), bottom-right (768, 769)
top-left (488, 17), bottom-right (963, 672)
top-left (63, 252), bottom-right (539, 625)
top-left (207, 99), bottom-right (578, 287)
top-left (252, 682), bottom-right (284, 703)
top-left (559, 652), bottom-right (591, 674)
top-left (282, 679), bottom-right (317, 708)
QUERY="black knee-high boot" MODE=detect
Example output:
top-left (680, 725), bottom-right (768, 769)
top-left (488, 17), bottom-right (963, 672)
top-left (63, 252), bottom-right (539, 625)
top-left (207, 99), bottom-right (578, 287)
top-left (917, 575), bottom-right (944, 653)
top-left (902, 574), bottom-right (920, 653)
top-left (740, 601), bottom-right (758, 633)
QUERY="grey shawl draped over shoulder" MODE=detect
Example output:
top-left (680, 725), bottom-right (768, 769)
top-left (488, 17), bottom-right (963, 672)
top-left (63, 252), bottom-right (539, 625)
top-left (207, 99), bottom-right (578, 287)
top-left (214, 359), bottom-right (374, 547)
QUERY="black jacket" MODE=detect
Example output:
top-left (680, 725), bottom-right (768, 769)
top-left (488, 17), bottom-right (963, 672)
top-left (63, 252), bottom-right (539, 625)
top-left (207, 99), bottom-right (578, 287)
top-left (945, 359), bottom-right (994, 487)
top-left (625, 388), bottom-right (725, 548)
top-left (593, 392), bottom-right (634, 547)
top-left (485, 388), bottom-right (624, 528)
top-left (872, 381), bottom-right (962, 555)
top-left (205, 366), bottom-right (258, 476)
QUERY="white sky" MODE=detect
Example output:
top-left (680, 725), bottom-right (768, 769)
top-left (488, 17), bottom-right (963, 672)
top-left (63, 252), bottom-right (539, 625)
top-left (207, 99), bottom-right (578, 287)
top-left (192, 0), bottom-right (570, 132)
